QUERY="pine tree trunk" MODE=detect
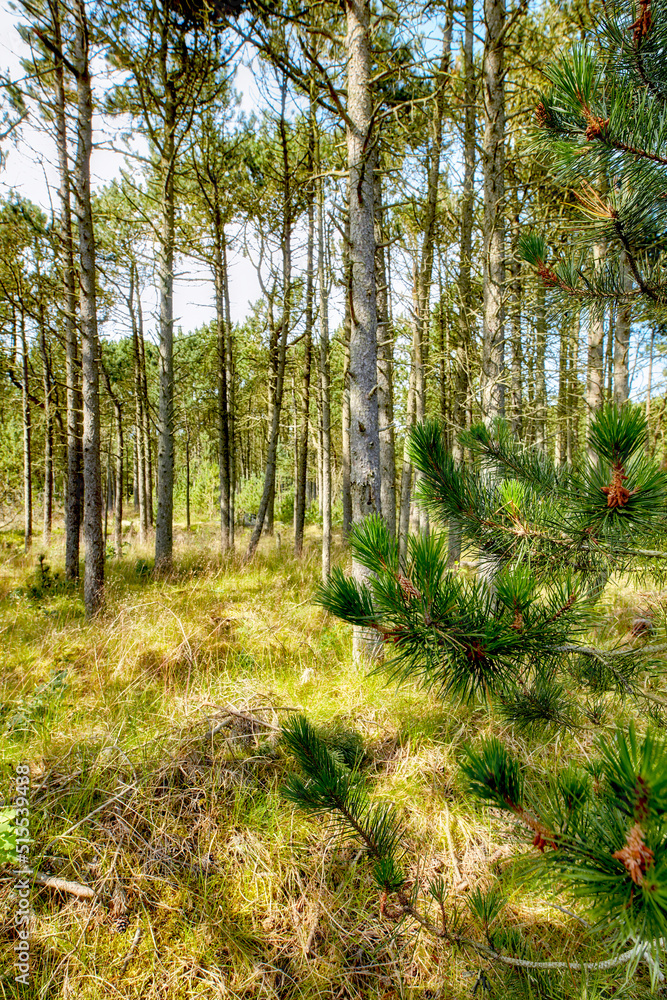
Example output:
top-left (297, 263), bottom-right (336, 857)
top-left (614, 255), bottom-right (632, 406)
top-left (508, 190), bottom-right (523, 437)
top-left (39, 301), bottom-right (53, 547)
top-left (555, 312), bottom-right (568, 464)
top-left (342, 196), bottom-right (352, 539)
top-left (133, 434), bottom-right (139, 511)
top-left (449, 0), bottom-right (475, 565)
top-left (221, 242), bottom-right (235, 547)
top-left (74, 0), bottom-right (103, 615)
top-left (128, 265), bottom-right (147, 543)
top-left (155, 80), bottom-right (176, 571)
top-left (346, 0), bottom-right (381, 658)
top-left (21, 308), bottom-right (32, 553)
top-left (136, 283), bottom-right (153, 528)
top-left (215, 242), bottom-right (230, 552)
top-left (295, 116), bottom-right (315, 557)
top-left (247, 82), bottom-right (292, 559)
top-left (113, 399), bottom-right (123, 558)
top-left (52, 0), bottom-right (81, 578)
top-left (185, 427), bottom-right (190, 531)
top-left (535, 283), bottom-right (547, 450)
top-left (398, 367), bottom-right (415, 562)
top-left (480, 0), bottom-right (506, 421)
top-left (318, 163), bottom-right (332, 581)
top-left (587, 243), bottom-right (606, 460)
top-left (413, 13), bottom-right (452, 538)
top-left (374, 167), bottom-right (395, 536)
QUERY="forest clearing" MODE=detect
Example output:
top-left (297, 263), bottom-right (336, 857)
top-left (0, 520), bottom-right (664, 1000)
top-left (3, 0), bottom-right (667, 995)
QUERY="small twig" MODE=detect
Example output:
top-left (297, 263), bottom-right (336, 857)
top-left (118, 925), bottom-right (142, 978)
top-left (209, 704), bottom-right (280, 732)
top-left (398, 896), bottom-right (657, 972)
top-left (539, 900), bottom-right (591, 928)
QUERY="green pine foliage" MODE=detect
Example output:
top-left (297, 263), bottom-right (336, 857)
top-left (281, 405), bottom-right (667, 976)
top-left (281, 714), bottom-right (405, 893)
top-left (462, 727), bottom-right (667, 950)
top-left (520, 2), bottom-right (667, 302)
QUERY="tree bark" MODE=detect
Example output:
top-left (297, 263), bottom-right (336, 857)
top-left (51, 0), bottom-right (81, 578)
top-left (346, 0), bottom-right (381, 658)
top-left (74, 0), bottom-right (104, 615)
top-left (480, 0), bottom-right (506, 421)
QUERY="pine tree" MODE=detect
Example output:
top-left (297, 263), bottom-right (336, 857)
top-left (281, 405), bottom-right (667, 979)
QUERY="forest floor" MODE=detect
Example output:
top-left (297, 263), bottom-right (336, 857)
top-left (0, 520), bottom-right (661, 999)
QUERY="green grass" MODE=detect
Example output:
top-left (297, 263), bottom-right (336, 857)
top-left (0, 520), bottom-right (661, 998)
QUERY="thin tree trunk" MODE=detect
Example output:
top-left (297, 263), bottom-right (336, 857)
top-left (295, 103), bottom-right (315, 556)
top-left (555, 311), bottom-right (568, 464)
top-left (136, 280), bottom-right (153, 528)
top-left (413, 13), bottom-right (452, 537)
top-left (74, 0), bottom-right (103, 614)
top-left (215, 240), bottom-right (230, 551)
top-left (449, 0), bottom-right (475, 565)
top-left (587, 243), bottom-right (606, 460)
top-left (223, 238), bottom-right (235, 547)
top-left (398, 367), bottom-right (415, 562)
top-left (374, 166), bottom-right (395, 536)
top-left (113, 399), bottom-right (123, 558)
top-left (128, 264), bottom-right (146, 543)
top-left (318, 156), bottom-right (332, 581)
top-left (647, 324), bottom-right (656, 454)
top-left (614, 254), bottom-right (632, 406)
top-left (341, 208), bottom-right (352, 538)
top-left (535, 283), bottom-right (547, 450)
top-left (155, 76), bottom-right (176, 571)
top-left (185, 423), bottom-right (191, 530)
top-left (21, 308), bottom-right (32, 553)
top-left (51, 0), bottom-right (81, 578)
top-left (508, 188), bottom-right (523, 436)
top-left (480, 0), bottom-right (506, 421)
top-left (38, 299), bottom-right (53, 546)
top-left (247, 80), bottom-right (292, 559)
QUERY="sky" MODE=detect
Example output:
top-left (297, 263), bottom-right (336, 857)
top-left (0, 0), bottom-right (262, 335)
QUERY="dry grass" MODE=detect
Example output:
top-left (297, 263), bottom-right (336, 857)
top-left (0, 521), bottom-right (660, 998)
